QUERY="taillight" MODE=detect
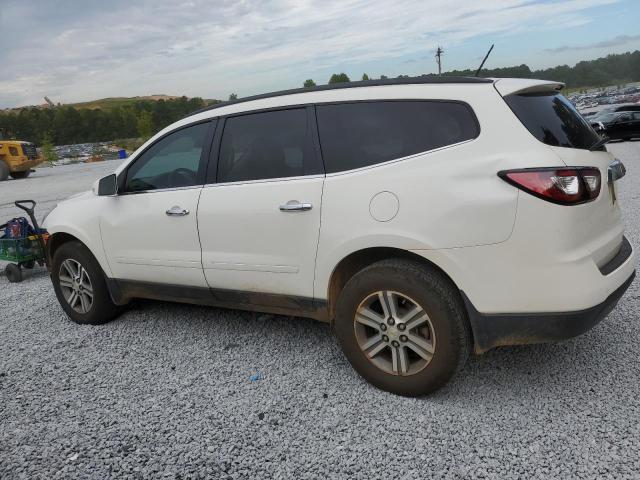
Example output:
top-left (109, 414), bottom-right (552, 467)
top-left (498, 167), bottom-right (601, 205)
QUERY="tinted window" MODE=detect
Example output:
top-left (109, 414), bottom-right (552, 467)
top-left (504, 93), bottom-right (600, 150)
top-left (125, 122), bottom-right (210, 192)
top-left (218, 109), bottom-right (316, 182)
top-left (316, 101), bottom-right (478, 173)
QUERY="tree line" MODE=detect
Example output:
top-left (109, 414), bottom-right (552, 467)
top-left (303, 50), bottom-right (640, 91)
top-left (0, 96), bottom-right (209, 146)
top-left (1, 50), bottom-right (638, 147)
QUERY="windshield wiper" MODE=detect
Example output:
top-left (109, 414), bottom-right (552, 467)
top-left (589, 135), bottom-right (610, 151)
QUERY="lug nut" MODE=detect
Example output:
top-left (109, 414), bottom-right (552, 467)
top-left (391, 340), bottom-right (400, 348)
top-left (382, 335), bottom-right (389, 343)
top-left (400, 335), bottom-right (408, 342)
top-left (380, 323), bottom-right (387, 331)
top-left (388, 318), bottom-right (395, 326)
top-left (397, 323), bottom-right (406, 331)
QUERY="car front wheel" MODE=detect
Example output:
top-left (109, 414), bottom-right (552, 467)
top-left (51, 241), bottom-right (122, 325)
top-left (334, 259), bottom-right (471, 396)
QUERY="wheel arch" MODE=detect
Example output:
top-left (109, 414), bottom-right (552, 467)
top-left (47, 232), bottom-right (80, 264)
top-left (326, 247), bottom-right (465, 325)
top-left (46, 230), bottom-right (111, 277)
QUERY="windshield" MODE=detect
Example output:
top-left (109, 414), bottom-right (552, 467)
top-left (504, 92), bottom-right (600, 150)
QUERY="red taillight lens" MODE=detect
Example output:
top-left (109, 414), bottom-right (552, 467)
top-left (498, 167), bottom-right (601, 205)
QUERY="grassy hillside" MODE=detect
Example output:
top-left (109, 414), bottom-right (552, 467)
top-left (67, 95), bottom-right (219, 110)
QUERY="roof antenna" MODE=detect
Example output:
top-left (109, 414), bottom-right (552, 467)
top-left (475, 44), bottom-right (494, 77)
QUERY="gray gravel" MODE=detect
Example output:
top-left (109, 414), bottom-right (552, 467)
top-left (1, 145), bottom-right (639, 479)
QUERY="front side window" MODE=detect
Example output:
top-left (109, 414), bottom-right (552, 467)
top-left (316, 101), bottom-right (479, 173)
top-left (504, 93), bottom-right (600, 150)
top-left (217, 108), bottom-right (316, 183)
top-left (125, 122), bottom-right (211, 192)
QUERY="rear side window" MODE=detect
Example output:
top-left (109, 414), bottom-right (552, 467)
top-left (316, 101), bottom-right (479, 173)
top-left (217, 108), bottom-right (318, 183)
top-left (504, 93), bottom-right (600, 150)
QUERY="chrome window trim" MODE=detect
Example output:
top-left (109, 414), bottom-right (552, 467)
top-left (118, 184), bottom-right (204, 196)
top-left (202, 173), bottom-right (325, 189)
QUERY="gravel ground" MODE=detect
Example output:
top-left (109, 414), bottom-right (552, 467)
top-left (1, 145), bottom-right (639, 479)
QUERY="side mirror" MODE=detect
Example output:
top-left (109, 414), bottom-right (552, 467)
top-left (97, 174), bottom-right (118, 196)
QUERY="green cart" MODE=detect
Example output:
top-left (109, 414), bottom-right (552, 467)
top-left (0, 200), bottom-right (49, 283)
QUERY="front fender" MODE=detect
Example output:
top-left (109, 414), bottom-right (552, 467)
top-left (44, 197), bottom-right (112, 278)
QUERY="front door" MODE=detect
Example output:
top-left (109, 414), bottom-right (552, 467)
top-left (100, 121), bottom-right (214, 287)
top-left (198, 107), bottom-right (324, 298)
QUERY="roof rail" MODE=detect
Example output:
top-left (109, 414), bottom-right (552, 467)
top-left (193, 76), bottom-right (494, 115)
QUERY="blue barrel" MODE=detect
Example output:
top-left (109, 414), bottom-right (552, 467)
top-left (118, 149), bottom-right (127, 159)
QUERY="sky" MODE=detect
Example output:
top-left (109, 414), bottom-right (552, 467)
top-left (1, 0), bottom-right (639, 108)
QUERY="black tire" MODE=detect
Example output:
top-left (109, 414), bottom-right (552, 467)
top-left (334, 259), bottom-right (471, 396)
top-left (5, 264), bottom-right (23, 283)
top-left (0, 161), bottom-right (9, 181)
top-left (10, 170), bottom-right (30, 179)
top-left (51, 241), bottom-right (122, 325)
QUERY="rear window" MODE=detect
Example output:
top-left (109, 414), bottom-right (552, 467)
top-left (316, 101), bottom-right (479, 173)
top-left (504, 93), bottom-right (600, 150)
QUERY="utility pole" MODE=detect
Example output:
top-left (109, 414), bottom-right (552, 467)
top-left (435, 46), bottom-right (444, 76)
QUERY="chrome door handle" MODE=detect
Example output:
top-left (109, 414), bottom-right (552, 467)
top-left (166, 205), bottom-right (189, 216)
top-left (279, 200), bottom-right (313, 212)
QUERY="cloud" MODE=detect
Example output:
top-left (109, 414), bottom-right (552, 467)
top-left (0, 0), bottom-right (623, 108)
top-left (544, 34), bottom-right (640, 53)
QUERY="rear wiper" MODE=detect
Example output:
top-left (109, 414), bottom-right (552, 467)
top-left (589, 135), bottom-right (610, 151)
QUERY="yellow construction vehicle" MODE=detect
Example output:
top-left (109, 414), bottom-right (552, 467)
top-left (0, 129), bottom-right (43, 181)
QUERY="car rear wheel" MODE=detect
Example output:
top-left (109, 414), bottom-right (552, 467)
top-left (10, 170), bottom-right (30, 179)
top-left (51, 241), bottom-right (122, 325)
top-left (334, 258), bottom-right (471, 396)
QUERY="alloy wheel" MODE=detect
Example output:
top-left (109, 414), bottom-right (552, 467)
top-left (354, 290), bottom-right (436, 376)
top-left (58, 259), bottom-right (94, 314)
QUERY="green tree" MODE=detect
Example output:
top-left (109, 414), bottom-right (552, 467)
top-left (361, 73), bottom-right (370, 81)
top-left (229, 93), bottom-right (238, 101)
top-left (41, 133), bottom-right (58, 164)
top-left (303, 79), bottom-right (316, 88)
top-left (328, 73), bottom-right (350, 84)
top-left (136, 110), bottom-right (154, 140)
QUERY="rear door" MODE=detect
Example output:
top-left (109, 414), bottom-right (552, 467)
top-left (197, 107), bottom-right (324, 298)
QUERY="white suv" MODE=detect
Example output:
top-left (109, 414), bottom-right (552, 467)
top-left (44, 77), bottom-right (635, 396)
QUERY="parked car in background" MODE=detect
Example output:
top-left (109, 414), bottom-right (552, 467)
top-left (592, 111), bottom-right (640, 141)
top-left (591, 103), bottom-right (640, 122)
top-left (43, 77), bottom-right (635, 396)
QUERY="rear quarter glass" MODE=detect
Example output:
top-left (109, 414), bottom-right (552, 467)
top-left (504, 93), bottom-right (600, 150)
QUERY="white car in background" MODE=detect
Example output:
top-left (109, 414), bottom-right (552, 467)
top-left (43, 77), bottom-right (635, 396)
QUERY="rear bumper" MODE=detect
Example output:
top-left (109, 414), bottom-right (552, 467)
top-left (464, 270), bottom-right (635, 354)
